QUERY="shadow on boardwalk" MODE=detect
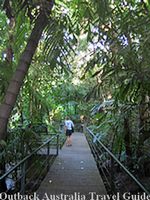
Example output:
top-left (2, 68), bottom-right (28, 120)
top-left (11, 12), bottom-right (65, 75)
top-left (37, 132), bottom-right (106, 198)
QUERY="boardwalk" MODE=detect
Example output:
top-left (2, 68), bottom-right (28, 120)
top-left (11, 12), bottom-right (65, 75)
top-left (37, 132), bottom-right (106, 198)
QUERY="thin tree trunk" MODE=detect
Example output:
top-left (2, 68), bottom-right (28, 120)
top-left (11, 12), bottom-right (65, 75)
top-left (0, 2), bottom-right (53, 140)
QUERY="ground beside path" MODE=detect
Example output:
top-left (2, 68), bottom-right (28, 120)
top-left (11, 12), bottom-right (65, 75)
top-left (37, 132), bottom-right (106, 199)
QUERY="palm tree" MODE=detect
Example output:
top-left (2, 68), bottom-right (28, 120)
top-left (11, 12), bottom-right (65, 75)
top-left (0, 0), bottom-right (54, 140)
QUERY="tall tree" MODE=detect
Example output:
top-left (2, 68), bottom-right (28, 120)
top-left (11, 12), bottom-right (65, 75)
top-left (0, 0), bottom-right (54, 140)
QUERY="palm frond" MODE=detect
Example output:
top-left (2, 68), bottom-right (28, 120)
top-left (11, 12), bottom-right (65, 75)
top-left (43, 13), bottom-right (77, 72)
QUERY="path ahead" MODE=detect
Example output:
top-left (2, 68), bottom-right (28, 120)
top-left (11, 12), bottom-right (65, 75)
top-left (37, 132), bottom-right (106, 198)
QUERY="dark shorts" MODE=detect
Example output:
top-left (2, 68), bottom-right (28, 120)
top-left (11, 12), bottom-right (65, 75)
top-left (66, 129), bottom-right (72, 136)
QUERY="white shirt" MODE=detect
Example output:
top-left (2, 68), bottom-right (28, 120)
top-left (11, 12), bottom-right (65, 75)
top-left (65, 120), bottom-right (74, 130)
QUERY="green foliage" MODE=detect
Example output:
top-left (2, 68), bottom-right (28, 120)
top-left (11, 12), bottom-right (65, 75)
top-left (0, 11), bottom-right (8, 51)
top-left (43, 15), bottom-right (77, 70)
top-left (0, 61), bottom-right (13, 102)
top-left (13, 9), bottom-right (31, 62)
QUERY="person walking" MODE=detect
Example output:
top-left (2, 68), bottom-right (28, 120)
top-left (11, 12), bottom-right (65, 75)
top-left (64, 116), bottom-right (74, 146)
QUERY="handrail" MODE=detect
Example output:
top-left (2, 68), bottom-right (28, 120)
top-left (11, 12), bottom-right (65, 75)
top-left (86, 127), bottom-right (150, 195)
top-left (0, 134), bottom-right (58, 181)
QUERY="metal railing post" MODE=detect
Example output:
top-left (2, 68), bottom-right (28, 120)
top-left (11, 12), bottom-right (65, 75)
top-left (20, 161), bottom-right (26, 194)
top-left (47, 142), bottom-right (50, 171)
top-left (56, 134), bottom-right (59, 156)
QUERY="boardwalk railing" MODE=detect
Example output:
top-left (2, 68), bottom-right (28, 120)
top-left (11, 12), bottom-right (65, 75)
top-left (0, 134), bottom-right (62, 194)
top-left (85, 127), bottom-right (150, 195)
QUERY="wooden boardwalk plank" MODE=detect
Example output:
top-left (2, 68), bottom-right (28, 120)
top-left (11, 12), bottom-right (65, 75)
top-left (37, 132), bottom-right (106, 198)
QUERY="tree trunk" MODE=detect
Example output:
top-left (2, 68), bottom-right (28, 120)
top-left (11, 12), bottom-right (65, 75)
top-left (0, 1), bottom-right (53, 140)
